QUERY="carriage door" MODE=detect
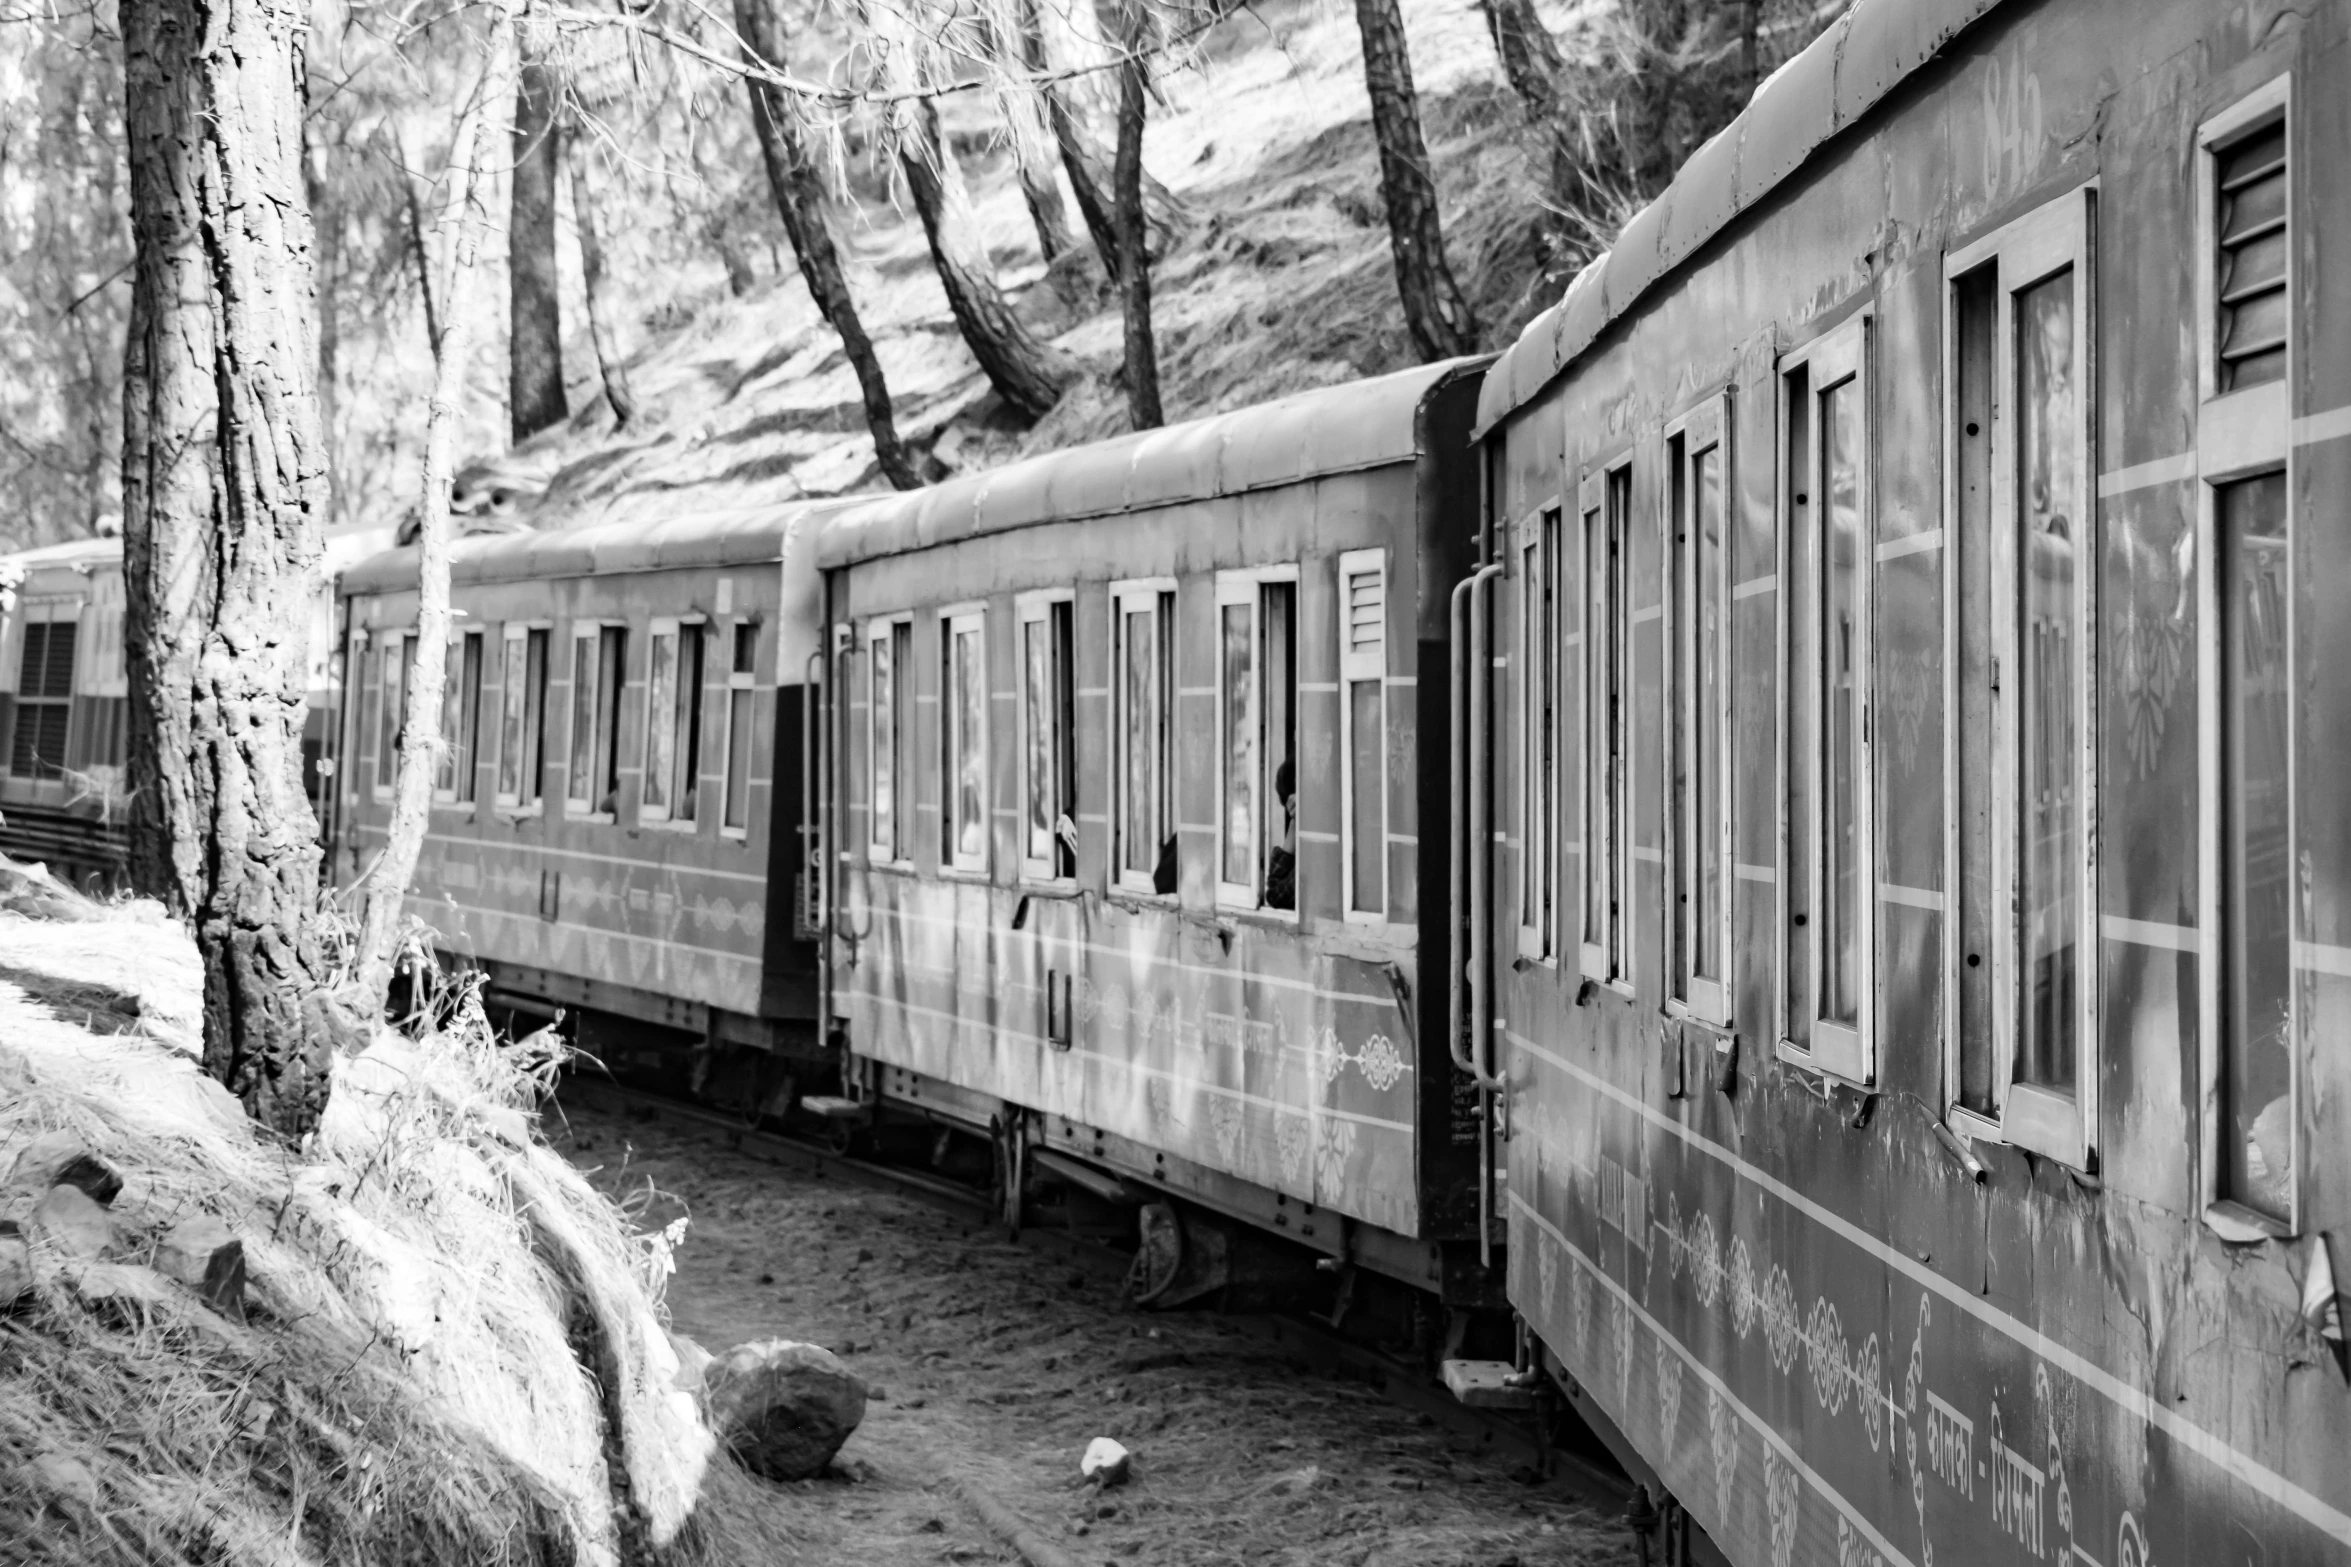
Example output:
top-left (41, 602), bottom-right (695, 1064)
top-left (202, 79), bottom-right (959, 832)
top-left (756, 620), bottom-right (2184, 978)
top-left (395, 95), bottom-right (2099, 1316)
top-left (1449, 511), bottom-right (1507, 1261)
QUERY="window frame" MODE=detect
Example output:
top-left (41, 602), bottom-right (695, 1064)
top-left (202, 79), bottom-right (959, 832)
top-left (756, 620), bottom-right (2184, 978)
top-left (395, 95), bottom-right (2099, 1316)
top-left (5, 598), bottom-right (80, 784)
top-left (374, 631), bottom-right (410, 801)
top-left (1515, 517), bottom-right (1557, 958)
top-left (432, 628), bottom-right (485, 808)
top-left (2196, 75), bottom-right (2296, 1237)
top-left (1017, 590), bottom-right (1079, 886)
top-left (639, 615), bottom-right (709, 830)
top-left (1214, 565), bottom-right (1300, 918)
top-left (1665, 395), bottom-right (1735, 1026)
top-left (1108, 579), bottom-right (1176, 897)
top-left (938, 604), bottom-right (989, 877)
top-left (720, 618), bottom-right (760, 841)
top-left (1938, 186), bottom-right (2097, 1165)
top-left (1777, 311), bottom-right (1877, 1087)
top-left (494, 621), bottom-right (552, 814)
top-left (565, 621), bottom-right (626, 823)
top-left (1579, 461), bottom-right (1634, 989)
top-left (865, 614), bottom-right (913, 866)
top-left (1340, 547), bottom-right (1392, 926)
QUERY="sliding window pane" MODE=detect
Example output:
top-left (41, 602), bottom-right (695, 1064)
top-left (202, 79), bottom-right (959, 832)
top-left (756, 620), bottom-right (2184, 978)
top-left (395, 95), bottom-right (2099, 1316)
top-left (1694, 444), bottom-right (1725, 982)
top-left (1820, 378), bottom-right (1863, 1026)
top-left (1124, 607), bottom-right (1157, 877)
top-left (644, 629), bottom-right (679, 815)
top-left (1222, 603), bottom-right (1255, 886)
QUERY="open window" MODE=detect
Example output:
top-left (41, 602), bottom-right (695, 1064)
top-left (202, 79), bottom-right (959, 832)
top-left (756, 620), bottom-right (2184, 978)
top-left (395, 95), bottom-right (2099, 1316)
top-left (434, 630), bottom-right (484, 806)
top-left (375, 633), bottom-right (411, 800)
top-left (2197, 77), bottom-right (2295, 1235)
top-left (642, 619), bottom-right (707, 826)
top-left (1517, 519), bottom-right (1557, 956)
top-left (722, 621), bottom-right (758, 838)
top-left (1111, 581), bottom-right (1176, 896)
top-left (1216, 569), bottom-right (1297, 913)
top-left (1668, 397), bottom-right (1733, 1025)
top-left (1020, 593), bottom-right (1078, 882)
top-left (1780, 314), bottom-right (1875, 1085)
top-left (496, 625), bottom-right (550, 811)
top-left (867, 618), bottom-right (913, 863)
top-left (1580, 464), bottom-right (1631, 986)
top-left (1341, 550), bottom-right (1391, 923)
top-left (940, 608), bottom-right (987, 874)
top-left (567, 624), bottom-right (626, 819)
top-left (6, 602), bottom-right (77, 782)
top-left (1943, 187), bottom-right (2094, 1164)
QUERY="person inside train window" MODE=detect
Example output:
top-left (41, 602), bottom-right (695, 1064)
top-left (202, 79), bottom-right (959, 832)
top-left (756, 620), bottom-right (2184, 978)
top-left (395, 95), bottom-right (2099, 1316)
top-left (1265, 759), bottom-right (1297, 911)
top-left (1152, 833), bottom-right (1178, 895)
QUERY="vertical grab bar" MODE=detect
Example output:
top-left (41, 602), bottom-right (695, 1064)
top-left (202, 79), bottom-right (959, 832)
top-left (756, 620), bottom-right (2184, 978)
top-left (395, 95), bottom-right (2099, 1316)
top-left (803, 650), bottom-right (824, 935)
top-left (1462, 564), bottom-right (1506, 1094)
top-left (1448, 575), bottom-right (1476, 1085)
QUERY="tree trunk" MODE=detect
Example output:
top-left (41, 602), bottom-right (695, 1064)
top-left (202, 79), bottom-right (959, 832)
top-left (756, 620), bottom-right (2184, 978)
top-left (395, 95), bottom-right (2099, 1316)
top-left (508, 43), bottom-right (566, 442)
top-left (568, 143), bottom-right (638, 428)
top-left (1475, 0), bottom-right (1568, 112)
top-left (1017, 147), bottom-right (1074, 266)
top-left (306, 141), bottom-right (339, 479)
top-left (1108, 3), bottom-right (1161, 429)
top-left (735, 0), bottom-right (921, 490)
top-left (351, 8), bottom-right (519, 1008)
top-left (122, 0), bottom-right (345, 1134)
top-left (1352, 0), bottom-right (1477, 361)
top-left (897, 97), bottom-right (1068, 426)
top-left (393, 121), bottom-right (443, 349)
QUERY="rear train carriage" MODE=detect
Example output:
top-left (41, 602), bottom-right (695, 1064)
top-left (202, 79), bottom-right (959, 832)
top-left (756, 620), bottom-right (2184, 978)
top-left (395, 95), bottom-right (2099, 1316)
top-left (814, 362), bottom-right (1493, 1303)
top-left (0, 539), bottom-right (131, 886)
top-left (336, 507), bottom-right (835, 1085)
top-left (1470, 0), bottom-right (2350, 1561)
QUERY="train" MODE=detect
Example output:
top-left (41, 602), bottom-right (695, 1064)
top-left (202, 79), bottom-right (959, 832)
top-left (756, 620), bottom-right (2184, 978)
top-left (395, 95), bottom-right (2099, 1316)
top-left (6, 0), bottom-right (2349, 1559)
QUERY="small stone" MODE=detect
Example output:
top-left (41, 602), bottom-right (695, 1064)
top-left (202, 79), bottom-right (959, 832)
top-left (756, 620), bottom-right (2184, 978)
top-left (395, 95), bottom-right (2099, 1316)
top-left (704, 1339), bottom-right (869, 1482)
top-left (6, 1132), bottom-right (123, 1206)
top-left (1080, 1437), bottom-right (1131, 1488)
top-left (856, 1247), bottom-right (874, 1264)
top-left (758, 1271), bottom-right (775, 1285)
top-left (31, 1184), bottom-right (114, 1260)
top-left (0, 1236), bottom-right (31, 1310)
top-left (157, 1215), bottom-right (246, 1318)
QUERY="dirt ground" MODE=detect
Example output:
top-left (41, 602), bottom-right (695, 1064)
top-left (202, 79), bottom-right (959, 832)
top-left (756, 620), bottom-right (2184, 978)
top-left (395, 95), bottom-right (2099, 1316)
top-left (551, 1096), bottom-right (1632, 1567)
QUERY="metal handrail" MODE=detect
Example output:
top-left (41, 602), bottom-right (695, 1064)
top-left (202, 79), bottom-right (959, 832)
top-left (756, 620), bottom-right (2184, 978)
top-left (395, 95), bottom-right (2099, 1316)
top-left (1458, 564), bottom-right (1506, 1094)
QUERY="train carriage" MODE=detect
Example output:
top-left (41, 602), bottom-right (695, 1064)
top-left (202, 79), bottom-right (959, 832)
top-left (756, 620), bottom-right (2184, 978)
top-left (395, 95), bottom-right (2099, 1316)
top-left (813, 362), bottom-right (1496, 1306)
top-left (1467, 0), bottom-right (2351, 1561)
top-left (0, 539), bottom-right (132, 886)
top-left (334, 505), bottom-right (838, 1085)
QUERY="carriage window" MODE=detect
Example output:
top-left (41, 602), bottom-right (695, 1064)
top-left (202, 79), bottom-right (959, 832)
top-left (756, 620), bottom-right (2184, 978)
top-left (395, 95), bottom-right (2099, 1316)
top-left (568, 625), bottom-right (625, 818)
top-left (1112, 583), bottom-right (1175, 894)
top-left (1342, 551), bottom-right (1390, 920)
top-left (496, 626), bottom-right (549, 810)
top-left (1518, 521), bottom-right (1555, 952)
top-left (1943, 187), bottom-right (2092, 1163)
top-left (435, 630), bottom-right (484, 805)
top-left (643, 620), bottom-right (707, 825)
top-left (868, 619), bottom-right (913, 861)
top-left (722, 622), bottom-right (757, 836)
top-left (1582, 468), bottom-right (1629, 983)
top-left (7, 610), bottom-right (76, 781)
top-left (1021, 596), bottom-right (1077, 881)
top-left (1782, 315), bottom-right (1873, 1083)
top-left (1217, 571), bottom-right (1297, 912)
top-left (376, 634), bottom-right (411, 798)
top-left (2214, 116), bottom-right (2287, 393)
top-left (1669, 406), bottom-right (1731, 1022)
top-left (940, 610), bottom-right (987, 872)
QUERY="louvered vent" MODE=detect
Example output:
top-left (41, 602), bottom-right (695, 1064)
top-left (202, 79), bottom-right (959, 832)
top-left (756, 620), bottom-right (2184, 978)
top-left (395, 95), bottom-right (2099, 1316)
top-left (1346, 571), bottom-right (1383, 652)
top-left (2217, 121), bottom-right (2287, 392)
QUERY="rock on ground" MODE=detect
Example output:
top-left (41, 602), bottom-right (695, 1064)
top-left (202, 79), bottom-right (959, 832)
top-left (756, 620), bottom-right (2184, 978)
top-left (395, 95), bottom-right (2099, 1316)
top-left (704, 1339), bottom-right (869, 1481)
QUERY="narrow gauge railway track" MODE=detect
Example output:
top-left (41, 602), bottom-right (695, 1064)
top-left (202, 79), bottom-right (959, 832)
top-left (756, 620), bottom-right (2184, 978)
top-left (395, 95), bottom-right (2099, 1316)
top-left (555, 1073), bottom-right (1634, 1520)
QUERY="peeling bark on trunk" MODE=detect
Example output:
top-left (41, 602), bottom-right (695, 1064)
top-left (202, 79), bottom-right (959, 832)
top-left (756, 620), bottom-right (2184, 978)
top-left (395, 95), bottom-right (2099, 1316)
top-left (1352, 0), bottom-right (1477, 361)
top-left (1017, 149), bottom-right (1074, 266)
top-left (352, 10), bottom-right (518, 1008)
top-left (1108, 2), bottom-right (1160, 430)
top-left (394, 122), bottom-right (443, 349)
top-left (508, 45), bottom-right (566, 442)
top-left (898, 97), bottom-right (1067, 426)
top-left (568, 143), bottom-right (637, 428)
top-left (735, 0), bottom-right (921, 490)
top-left (1475, 0), bottom-right (1568, 111)
top-left (122, 0), bottom-right (344, 1133)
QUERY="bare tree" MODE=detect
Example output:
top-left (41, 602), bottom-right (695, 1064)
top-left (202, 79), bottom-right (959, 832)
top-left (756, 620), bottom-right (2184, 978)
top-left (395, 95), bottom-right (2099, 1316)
top-left (509, 35), bottom-right (568, 440)
top-left (1107, 0), bottom-right (1160, 427)
top-left (122, 0), bottom-right (351, 1132)
top-left (352, 8), bottom-right (521, 1007)
top-left (736, 0), bottom-right (922, 488)
top-left (1351, 0), bottom-right (1476, 359)
top-left (895, 95), bottom-right (1068, 425)
top-left (567, 137), bottom-right (639, 427)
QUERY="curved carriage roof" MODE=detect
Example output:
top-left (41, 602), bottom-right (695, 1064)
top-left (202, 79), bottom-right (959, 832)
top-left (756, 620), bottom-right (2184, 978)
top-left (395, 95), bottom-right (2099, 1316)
top-left (816, 358), bottom-right (1485, 571)
top-left (338, 500), bottom-right (852, 597)
top-left (1475, 0), bottom-right (2001, 438)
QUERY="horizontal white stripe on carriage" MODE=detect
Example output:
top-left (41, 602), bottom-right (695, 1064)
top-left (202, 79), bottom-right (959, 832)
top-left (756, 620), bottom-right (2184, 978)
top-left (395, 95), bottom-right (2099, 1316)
top-left (869, 903), bottom-right (1411, 1006)
top-left (2097, 451), bottom-right (2197, 498)
top-left (347, 824), bottom-right (773, 884)
top-left (851, 990), bottom-right (1416, 1134)
top-left (1631, 604), bottom-right (1663, 625)
top-left (1297, 830), bottom-right (1340, 843)
top-left (1508, 1194), bottom-right (1916, 1567)
top-left (1731, 573), bottom-right (1777, 600)
top-left (1876, 882), bottom-right (1942, 911)
top-left (1734, 863), bottom-right (1775, 884)
top-left (1299, 682), bottom-right (1339, 694)
top-left (1631, 846), bottom-right (1663, 864)
top-left (401, 894), bottom-right (763, 971)
top-left (2292, 940), bottom-right (2351, 979)
top-left (2103, 915), bottom-right (2202, 953)
top-left (1177, 686), bottom-right (1218, 698)
top-left (1078, 687), bottom-right (1110, 698)
top-left (1382, 675), bottom-right (1416, 687)
top-left (2298, 404), bottom-right (2351, 448)
top-left (1873, 528), bottom-right (1942, 563)
top-left (1502, 1028), bottom-right (2351, 1547)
